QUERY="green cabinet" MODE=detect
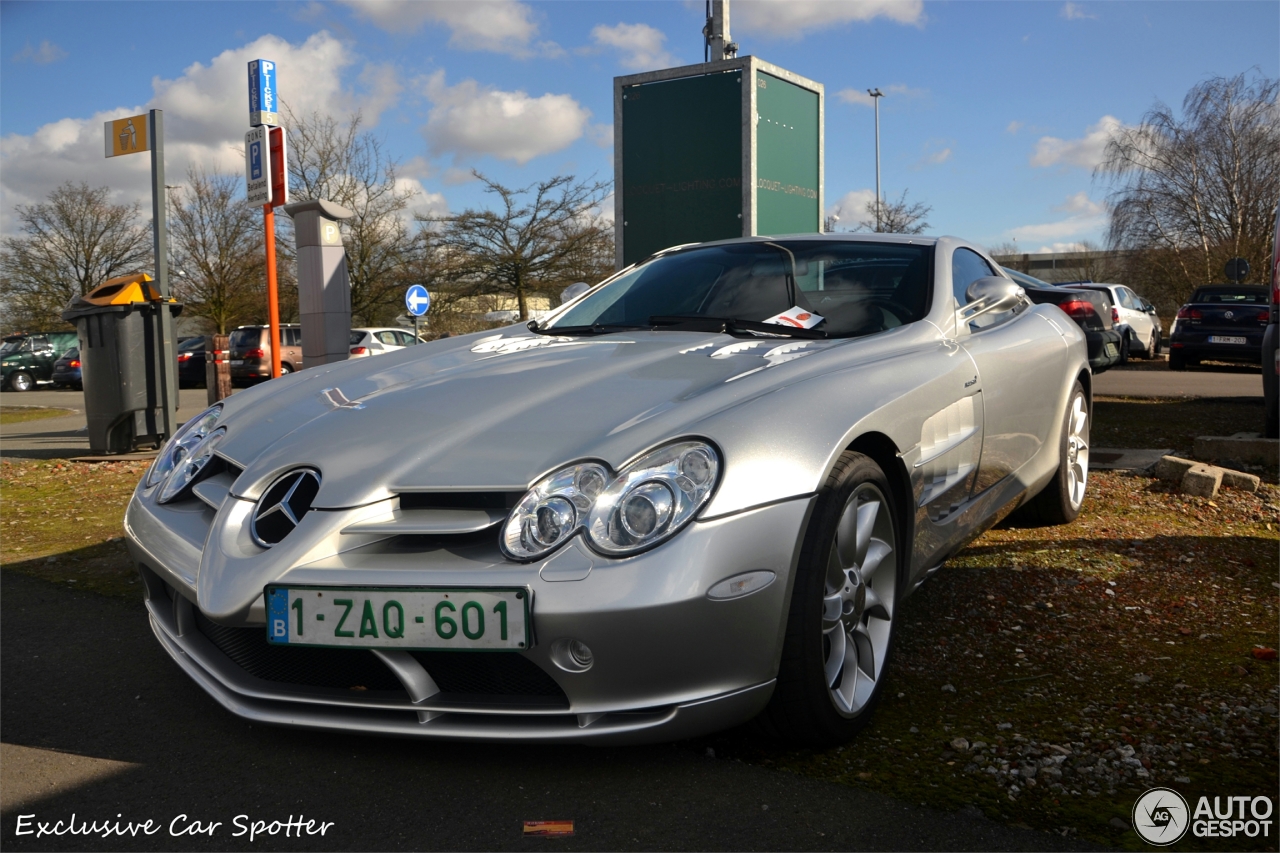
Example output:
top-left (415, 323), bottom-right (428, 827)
top-left (615, 57), bottom-right (823, 267)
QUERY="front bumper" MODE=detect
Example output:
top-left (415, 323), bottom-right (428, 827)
top-left (127, 485), bottom-right (813, 743)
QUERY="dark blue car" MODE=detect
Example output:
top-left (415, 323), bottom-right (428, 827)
top-left (51, 347), bottom-right (82, 390)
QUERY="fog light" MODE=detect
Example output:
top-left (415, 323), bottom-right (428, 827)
top-left (550, 638), bottom-right (594, 673)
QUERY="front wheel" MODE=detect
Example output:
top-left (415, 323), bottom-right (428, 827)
top-left (762, 452), bottom-right (900, 746)
top-left (278, 363), bottom-right (293, 376)
top-left (7, 371), bottom-right (33, 392)
top-left (1017, 381), bottom-right (1089, 526)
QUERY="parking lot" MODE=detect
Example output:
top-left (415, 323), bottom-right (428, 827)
top-left (1, 362), bottom-right (1275, 851)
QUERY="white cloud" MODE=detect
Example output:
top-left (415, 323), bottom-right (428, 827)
top-left (1007, 193), bottom-right (1108, 248)
top-left (921, 147), bottom-right (952, 166)
top-left (1035, 241), bottom-right (1090, 253)
top-left (590, 23), bottom-right (677, 71)
top-left (420, 71), bottom-right (590, 166)
top-left (1006, 120), bottom-right (1023, 134)
top-left (396, 176), bottom-right (448, 223)
top-left (0, 32), bottom-right (394, 236)
top-left (734, 0), bottom-right (924, 38)
top-left (11, 40), bottom-right (67, 64)
top-left (1054, 191), bottom-right (1104, 216)
top-left (1060, 2), bottom-right (1097, 20)
top-left (336, 0), bottom-right (559, 57)
top-left (836, 83), bottom-right (926, 107)
top-left (1030, 115), bottom-right (1125, 169)
top-left (826, 189), bottom-right (877, 224)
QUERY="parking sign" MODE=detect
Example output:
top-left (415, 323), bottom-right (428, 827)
top-left (248, 59), bottom-right (279, 127)
top-left (244, 127), bottom-right (272, 206)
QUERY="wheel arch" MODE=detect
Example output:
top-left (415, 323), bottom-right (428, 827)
top-left (844, 431), bottom-right (914, 586)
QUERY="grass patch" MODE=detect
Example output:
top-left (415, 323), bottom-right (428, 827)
top-left (0, 406), bottom-right (77, 425)
top-left (0, 458), bottom-right (149, 598)
top-left (1094, 396), bottom-right (1269, 463)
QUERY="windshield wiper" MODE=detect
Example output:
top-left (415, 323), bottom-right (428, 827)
top-left (648, 315), bottom-right (827, 339)
top-left (529, 320), bottom-right (648, 337)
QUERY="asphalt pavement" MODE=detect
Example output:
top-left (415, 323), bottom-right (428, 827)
top-left (0, 571), bottom-right (1095, 852)
top-left (1092, 359), bottom-right (1262, 398)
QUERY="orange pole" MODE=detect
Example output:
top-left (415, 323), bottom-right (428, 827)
top-left (264, 203), bottom-right (281, 378)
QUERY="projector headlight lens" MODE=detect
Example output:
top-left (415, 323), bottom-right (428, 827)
top-left (146, 404), bottom-right (223, 489)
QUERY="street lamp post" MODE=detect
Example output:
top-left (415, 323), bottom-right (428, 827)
top-left (867, 88), bottom-right (884, 232)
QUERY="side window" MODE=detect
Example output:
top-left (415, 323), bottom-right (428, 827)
top-left (31, 335), bottom-right (51, 353)
top-left (1119, 288), bottom-right (1139, 310)
top-left (952, 248), bottom-right (995, 305)
top-left (286, 328), bottom-right (302, 347)
top-left (396, 331), bottom-right (418, 346)
top-left (376, 331), bottom-right (399, 345)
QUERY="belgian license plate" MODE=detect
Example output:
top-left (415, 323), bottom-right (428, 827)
top-left (230, 359), bottom-right (244, 366)
top-left (265, 586), bottom-right (530, 650)
top-left (1105, 343), bottom-right (1119, 357)
top-left (1208, 335), bottom-right (1246, 345)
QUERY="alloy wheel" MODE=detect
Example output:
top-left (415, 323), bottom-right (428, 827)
top-left (822, 482), bottom-right (897, 717)
top-left (1065, 393), bottom-right (1089, 510)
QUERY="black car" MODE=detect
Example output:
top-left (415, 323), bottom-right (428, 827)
top-left (51, 347), bottom-right (82, 390)
top-left (176, 337), bottom-right (208, 388)
top-left (1168, 285), bottom-right (1269, 371)
top-left (1003, 268), bottom-right (1123, 373)
top-left (1263, 205), bottom-right (1278, 438)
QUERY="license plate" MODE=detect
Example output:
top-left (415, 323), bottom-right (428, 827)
top-left (265, 586), bottom-right (530, 650)
top-left (1105, 343), bottom-right (1118, 357)
top-left (230, 359), bottom-right (244, 365)
top-left (1208, 336), bottom-right (1246, 345)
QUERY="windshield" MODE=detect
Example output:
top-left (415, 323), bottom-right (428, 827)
top-left (547, 240), bottom-right (933, 338)
top-left (0, 339), bottom-right (22, 356)
top-left (1189, 287), bottom-right (1267, 304)
top-left (228, 329), bottom-right (258, 349)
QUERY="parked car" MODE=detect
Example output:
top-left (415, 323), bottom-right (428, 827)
top-left (228, 324), bottom-right (302, 385)
top-left (1061, 282), bottom-right (1162, 360)
top-left (349, 327), bottom-right (423, 358)
top-left (1167, 285), bottom-right (1269, 371)
top-left (1003, 268), bottom-right (1123, 374)
top-left (177, 337), bottom-right (208, 388)
top-left (51, 347), bottom-right (83, 390)
top-left (1262, 204), bottom-right (1279, 438)
top-left (126, 234), bottom-right (1091, 746)
top-left (1, 331), bottom-right (78, 391)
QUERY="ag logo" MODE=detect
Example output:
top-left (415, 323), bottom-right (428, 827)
top-left (1132, 787), bottom-right (1190, 845)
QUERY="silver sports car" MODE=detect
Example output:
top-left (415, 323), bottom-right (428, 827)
top-left (125, 234), bottom-right (1091, 745)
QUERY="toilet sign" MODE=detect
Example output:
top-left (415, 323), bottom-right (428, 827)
top-left (244, 126), bottom-right (271, 206)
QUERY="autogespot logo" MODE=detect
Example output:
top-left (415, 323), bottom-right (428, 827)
top-left (1132, 787), bottom-right (1189, 846)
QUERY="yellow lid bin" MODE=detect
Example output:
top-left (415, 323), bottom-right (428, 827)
top-left (82, 273), bottom-right (173, 306)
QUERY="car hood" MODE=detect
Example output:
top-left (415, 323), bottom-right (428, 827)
top-left (214, 326), bottom-right (917, 509)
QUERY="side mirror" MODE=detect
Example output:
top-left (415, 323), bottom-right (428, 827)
top-left (962, 276), bottom-right (1026, 319)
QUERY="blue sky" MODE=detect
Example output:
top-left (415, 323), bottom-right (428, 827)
top-left (2, 0), bottom-right (1277, 252)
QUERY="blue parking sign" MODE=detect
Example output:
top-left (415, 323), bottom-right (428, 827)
top-left (248, 59), bottom-right (279, 127)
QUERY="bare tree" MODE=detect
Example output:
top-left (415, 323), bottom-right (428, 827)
top-left (0, 182), bottom-right (150, 331)
top-left (857, 190), bottom-right (932, 235)
top-left (168, 167), bottom-right (265, 333)
top-left (421, 171), bottom-right (614, 321)
top-left (283, 107), bottom-right (425, 325)
top-left (1099, 72), bottom-right (1280, 305)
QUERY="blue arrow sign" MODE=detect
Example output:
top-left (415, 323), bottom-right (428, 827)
top-left (406, 285), bottom-right (431, 316)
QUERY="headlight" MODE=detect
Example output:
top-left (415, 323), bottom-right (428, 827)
top-left (146, 404), bottom-right (224, 488)
top-left (500, 440), bottom-right (720, 561)
top-left (158, 428), bottom-right (226, 503)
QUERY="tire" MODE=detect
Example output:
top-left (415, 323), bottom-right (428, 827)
top-left (1116, 334), bottom-right (1130, 366)
top-left (7, 371), bottom-right (33, 392)
top-left (279, 363), bottom-right (293, 376)
top-left (1169, 350), bottom-right (1186, 371)
top-left (762, 452), bottom-right (901, 746)
top-left (1266, 404), bottom-right (1279, 440)
top-left (1016, 381), bottom-right (1089, 526)
top-left (1149, 329), bottom-right (1161, 359)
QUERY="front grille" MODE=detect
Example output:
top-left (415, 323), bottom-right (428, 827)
top-left (194, 610), bottom-right (407, 696)
top-left (194, 611), bottom-right (568, 707)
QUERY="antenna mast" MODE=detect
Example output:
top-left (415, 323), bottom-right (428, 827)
top-left (704, 0), bottom-right (738, 62)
